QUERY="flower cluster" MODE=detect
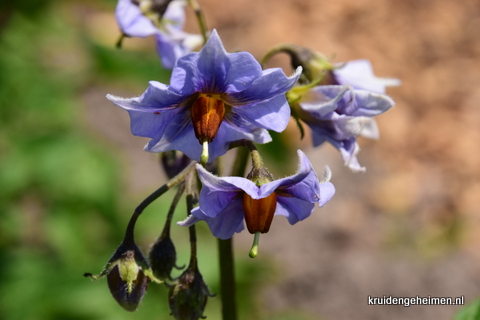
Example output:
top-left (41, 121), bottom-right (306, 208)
top-left (86, 0), bottom-right (399, 318)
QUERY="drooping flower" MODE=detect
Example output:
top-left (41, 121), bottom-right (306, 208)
top-left (107, 30), bottom-right (301, 162)
top-left (179, 150), bottom-right (335, 239)
top-left (292, 85), bottom-right (395, 172)
top-left (261, 45), bottom-right (400, 95)
top-left (330, 59), bottom-right (401, 94)
top-left (115, 0), bottom-right (202, 69)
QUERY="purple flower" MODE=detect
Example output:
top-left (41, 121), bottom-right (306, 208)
top-left (179, 150), bottom-right (335, 239)
top-left (294, 85), bottom-right (395, 172)
top-left (115, 0), bottom-right (202, 69)
top-left (107, 30), bottom-right (301, 162)
top-left (332, 59), bottom-right (401, 94)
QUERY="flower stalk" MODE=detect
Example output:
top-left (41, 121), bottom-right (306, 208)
top-left (168, 168), bottom-right (213, 319)
top-left (187, 0), bottom-right (208, 44)
top-left (215, 142), bottom-right (252, 320)
top-left (124, 160), bottom-right (196, 243)
top-left (149, 182), bottom-right (186, 281)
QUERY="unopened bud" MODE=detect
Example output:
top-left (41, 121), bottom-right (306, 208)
top-left (138, 0), bottom-right (173, 19)
top-left (84, 243), bottom-right (161, 312)
top-left (107, 250), bottom-right (148, 311)
top-left (169, 265), bottom-right (213, 320)
top-left (160, 151), bottom-right (191, 179)
top-left (149, 234), bottom-right (181, 281)
top-left (263, 45), bottom-right (333, 84)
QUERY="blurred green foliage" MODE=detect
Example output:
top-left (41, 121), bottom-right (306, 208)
top-left (455, 298), bottom-right (480, 320)
top-left (0, 1), bottom-right (279, 319)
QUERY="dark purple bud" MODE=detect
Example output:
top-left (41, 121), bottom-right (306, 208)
top-left (131, 0), bottom-right (173, 18)
top-left (149, 234), bottom-right (182, 281)
top-left (161, 151), bottom-right (192, 179)
top-left (85, 243), bottom-right (162, 312)
top-left (149, 0), bottom-right (174, 17)
top-left (107, 250), bottom-right (149, 312)
top-left (168, 265), bottom-right (213, 320)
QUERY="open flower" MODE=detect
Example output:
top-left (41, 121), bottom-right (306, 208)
top-left (293, 85), bottom-right (395, 172)
top-left (330, 59), bottom-right (401, 94)
top-left (107, 30), bottom-right (301, 162)
top-left (179, 150), bottom-right (335, 239)
top-left (115, 0), bottom-right (202, 69)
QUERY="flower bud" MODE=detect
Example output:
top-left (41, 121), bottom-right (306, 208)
top-left (138, 0), bottom-right (173, 19)
top-left (149, 234), bottom-right (179, 281)
top-left (160, 151), bottom-right (191, 179)
top-left (107, 250), bottom-right (148, 312)
top-left (191, 94), bottom-right (226, 144)
top-left (168, 265), bottom-right (212, 320)
top-left (264, 45), bottom-right (333, 84)
top-left (84, 242), bottom-right (161, 312)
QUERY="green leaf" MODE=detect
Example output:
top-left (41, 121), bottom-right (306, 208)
top-left (455, 298), bottom-right (480, 320)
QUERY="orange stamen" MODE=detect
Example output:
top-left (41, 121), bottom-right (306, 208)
top-left (242, 192), bottom-right (277, 234)
top-left (191, 95), bottom-right (226, 144)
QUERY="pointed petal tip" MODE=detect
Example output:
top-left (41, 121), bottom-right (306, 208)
top-left (295, 149), bottom-right (315, 173)
top-left (205, 28), bottom-right (221, 45)
top-left (318, 181), bottom-right (336, 207)
top-left (106, 93), bottom-right (120, 101)
top-left (320, 166), bottom-right (332, 183)
top-left (349, 165), bottom-right (367, 173)
top-left (177, 214), bottom-right (199, 227)
top-left (291, 66), bottom-right (303, 80)
top-left (195, 163), bottom-right (211, 179)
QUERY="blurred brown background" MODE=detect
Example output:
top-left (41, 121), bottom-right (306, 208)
top-left (82, 0), bottom-right (480, 319)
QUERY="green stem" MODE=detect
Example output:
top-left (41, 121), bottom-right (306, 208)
top-left (185, 168), bottom-right (198, 269)
top-left (218, 238), bottom-right (237, 319)
top-left (187, 0), bottom-right (208, 44)
top-left (124, 161), bottom-right (196, 245)
top-left (161, 182), bottom-right (186, 239)
top-left (230, 144), bottom-right (250, 177)
top-left (216, 145), bottom-right (250, 320)
top-left (115, 33), bottom-right (125, 49)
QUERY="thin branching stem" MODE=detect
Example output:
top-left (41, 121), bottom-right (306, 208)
top-left (124, 161), bottom-right (196, 245)
top-left (187, 0), bottom-right (208, 44)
